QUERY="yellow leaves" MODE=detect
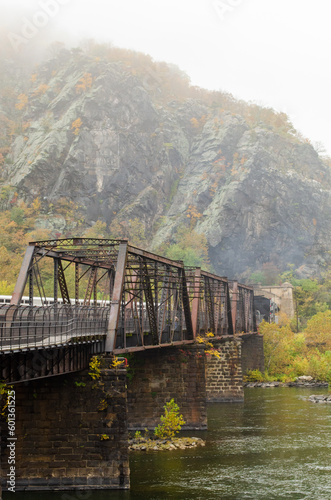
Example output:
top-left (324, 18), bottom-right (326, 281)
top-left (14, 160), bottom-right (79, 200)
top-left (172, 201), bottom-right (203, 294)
top-left (30, 73), bottom-right (37, 83)
top-left (31, 197), bottom-right (41, 213)
top-left (196, 332), bottom-right (220, 359)
top-left (88, 356), bottom-right (101, 380)
top-left (98, 399), bottom-right (108, 411)
top-left (75, 73), bottom-right (93, 93)
top-left (111, 357), bottom-right (126, 369)
top-left (196, 335), bottom-right (206, 344)
top-left (304, 311), bottom-right (331, 351)
top-left (0, 280), bottom-right (14, 295)
top-left (15, 93), bottom-right (28, 110)
top-left (71, 118), bottom-right (83, 135)
top-left (205, 348), bottom-right (221, 359)
top-left (83, 220), bottom-right (108, 238)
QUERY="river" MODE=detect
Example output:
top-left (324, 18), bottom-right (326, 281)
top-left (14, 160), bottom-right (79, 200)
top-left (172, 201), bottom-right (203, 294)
top-left (4, 387), bottom-right (331, 500)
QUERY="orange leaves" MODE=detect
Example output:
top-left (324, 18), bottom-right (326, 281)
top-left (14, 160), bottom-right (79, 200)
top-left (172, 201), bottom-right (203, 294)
top-left (190, 115), bottom-right (207, 131)
top-left (32, 84), bottom-right (49, 96)
top-left (15, 94), bottom-right (28, 110)
top-left (209, 181), bottom-right (218, 197)
top-left (186, 204), bottom-right (202, 223)
top-left (75, 73), bottom-right (93, 93)
top-left (71, 118), bottom-right (83, 136)
top-left (190, 117), bottom-right (199, 129)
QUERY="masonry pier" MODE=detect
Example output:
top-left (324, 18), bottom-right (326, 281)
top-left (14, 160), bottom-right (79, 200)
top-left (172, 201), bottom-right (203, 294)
top-left (1, 363), bottom-right (129, 491)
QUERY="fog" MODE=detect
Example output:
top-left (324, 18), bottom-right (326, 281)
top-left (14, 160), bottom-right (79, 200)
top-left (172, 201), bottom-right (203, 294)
top-left (1, 0), bottom-right (331, 155)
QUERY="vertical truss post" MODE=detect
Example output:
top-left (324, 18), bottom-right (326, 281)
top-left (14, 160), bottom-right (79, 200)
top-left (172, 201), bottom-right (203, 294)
top-left (29, 269), bottom-right (33, 306)
top-left (214, 281), bottom-right (221, 335)
top-left (158, 266), bottom-right (170, 341)
top-left (75, 262), bottom-right (79, 304)
top-left (252, 293), bottom-right (257, 332)
top-left (10, 244), bottom-right (35, 305)
top-left (181, 268), bottom-right (194, 340)
top-left (205, 277), bottom-right (215, 333)
top-left (93, 268), bottom-right (97, 306)
top-left (154, 262), bottom-right (158, 331)
top-left (54, 258), bottom-right (59, 303)
top-left (191, 268), bottom-right (201, 338)
top-left (105, 242), bottom-right (128, 352)
top-left (142, 261), bottom-right (158, 344)
top-left (231, 281), bottom-right (238, 334)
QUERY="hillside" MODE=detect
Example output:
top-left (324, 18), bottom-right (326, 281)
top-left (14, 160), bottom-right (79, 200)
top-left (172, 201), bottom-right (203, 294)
top-left (1, 42), bottom-right (331, 282)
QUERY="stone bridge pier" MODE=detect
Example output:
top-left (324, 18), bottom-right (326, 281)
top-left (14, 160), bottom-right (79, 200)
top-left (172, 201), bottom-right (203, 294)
top-left (0, 361), bottom-right (129, 492)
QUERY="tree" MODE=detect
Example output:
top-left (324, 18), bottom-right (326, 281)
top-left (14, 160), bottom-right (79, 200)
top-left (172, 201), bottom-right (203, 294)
top-left (304, 311), bottom-right (331, 352)
top-left (164, 225), bottom-right (210, 270)
top-left (154, 399), bottom-right (185, 439)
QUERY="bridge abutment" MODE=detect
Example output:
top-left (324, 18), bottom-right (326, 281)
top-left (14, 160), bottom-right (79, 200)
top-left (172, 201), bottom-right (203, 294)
top-left (1, 364), bottom-right (129, 492)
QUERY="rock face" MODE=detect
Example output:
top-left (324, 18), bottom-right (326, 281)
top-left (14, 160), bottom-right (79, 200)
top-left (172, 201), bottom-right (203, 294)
top-left (2, 48), bottom-right (331, 278)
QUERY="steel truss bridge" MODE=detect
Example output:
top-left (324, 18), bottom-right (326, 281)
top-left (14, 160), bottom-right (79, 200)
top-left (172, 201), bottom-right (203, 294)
top-left (0, 239), bottom-right (256, 383)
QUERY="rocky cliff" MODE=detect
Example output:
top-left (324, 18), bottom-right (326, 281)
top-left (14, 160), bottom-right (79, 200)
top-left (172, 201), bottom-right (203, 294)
top-left (1, 45), bottom-right (331, 280)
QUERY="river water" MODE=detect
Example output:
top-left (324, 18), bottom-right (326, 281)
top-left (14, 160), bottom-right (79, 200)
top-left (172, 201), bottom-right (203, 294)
top-left (5, 387), bottom-right (331, 500)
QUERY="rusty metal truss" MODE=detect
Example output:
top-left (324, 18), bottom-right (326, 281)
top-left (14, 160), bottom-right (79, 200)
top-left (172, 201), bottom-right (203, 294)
top-left (229, 281), bottom-right (257, 334)
top-left (1, 239), bottom-right (256, 365)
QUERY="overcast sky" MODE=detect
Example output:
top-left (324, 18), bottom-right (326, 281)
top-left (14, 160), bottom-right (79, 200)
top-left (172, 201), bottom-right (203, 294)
top-left (2, 0), bottom-right (331, 154)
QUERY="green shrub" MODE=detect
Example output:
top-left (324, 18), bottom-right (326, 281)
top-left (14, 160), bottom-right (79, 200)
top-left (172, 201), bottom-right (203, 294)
top-left (154, 399), bottom-right (185, 439)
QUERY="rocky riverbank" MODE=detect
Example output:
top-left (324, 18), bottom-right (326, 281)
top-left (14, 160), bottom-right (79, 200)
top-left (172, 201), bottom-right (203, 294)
top-left (308, 394), bottom-right (331, 403)
top-left (128, 436), bottom-right (205, 452)
top-left (244, 376), bottom-right (329, 388)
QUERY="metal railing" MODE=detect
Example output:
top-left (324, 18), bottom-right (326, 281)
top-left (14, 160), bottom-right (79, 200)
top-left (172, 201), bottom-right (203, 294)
top-left (0, 304), bottom-right (110, 352)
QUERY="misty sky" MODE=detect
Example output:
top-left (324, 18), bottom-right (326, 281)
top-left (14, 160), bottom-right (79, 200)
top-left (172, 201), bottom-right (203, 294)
top-left (2, 0), bottom-right (331, 155)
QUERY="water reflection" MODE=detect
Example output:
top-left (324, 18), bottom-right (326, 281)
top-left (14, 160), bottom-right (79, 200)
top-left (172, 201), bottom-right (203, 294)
top-left (4, 387), bottom-right (331, 500)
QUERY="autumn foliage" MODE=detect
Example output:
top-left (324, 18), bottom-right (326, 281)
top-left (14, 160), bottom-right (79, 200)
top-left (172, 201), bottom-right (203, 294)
top-left (258, 316), bottom-right (331, 382)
